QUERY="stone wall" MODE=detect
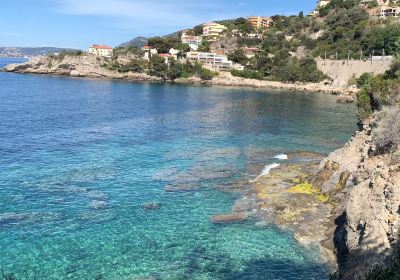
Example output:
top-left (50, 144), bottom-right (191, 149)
top-left (317, 59), bottom-right (393, 87)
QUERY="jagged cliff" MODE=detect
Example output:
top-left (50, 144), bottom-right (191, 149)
top-left (317, 115), bottom-right (400, 279)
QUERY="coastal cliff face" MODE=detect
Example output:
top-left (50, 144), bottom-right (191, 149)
top-left (3, 54), bottom-right (159, 82)
top-left (318, 116), bottom-right (400, 279)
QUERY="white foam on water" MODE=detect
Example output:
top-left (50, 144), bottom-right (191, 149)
top-left (250, 163), bottom-right (280, 182)
top-left (274, 154), bottom-right (288, 160)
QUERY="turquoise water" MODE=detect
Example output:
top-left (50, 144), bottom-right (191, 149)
top-left (0, 58), bottom-right (358, 280)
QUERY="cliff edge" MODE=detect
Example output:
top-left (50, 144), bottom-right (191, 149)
top-left (317, 114), bottom-right (400, 279)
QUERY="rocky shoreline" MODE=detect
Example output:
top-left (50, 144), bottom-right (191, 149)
top-left (211, 115), bottom-right (400, 279)
top-left (2, 54), bottom-right (357, 101)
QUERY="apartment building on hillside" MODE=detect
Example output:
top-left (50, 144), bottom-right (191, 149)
top-left (203, 22), bottom-right (228, 40)
top-left (186, 51), bottom-right (233, 70)
top-left (247, 16), bottom-right (274, 29)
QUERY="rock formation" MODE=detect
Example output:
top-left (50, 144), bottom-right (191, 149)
top-left (318, 116), bottom-right (400, 279)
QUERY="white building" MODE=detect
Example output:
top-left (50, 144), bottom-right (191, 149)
top-left (141, 46), bottom-right (158, 60)
top-left (181, 32), bottom-right (203, 47)
top-left (88, 45), bottom-right (113, 57)
top-left (187, 51), bottom-right (234, 70)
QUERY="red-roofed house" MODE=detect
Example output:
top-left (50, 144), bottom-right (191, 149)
top-left (159, 53), bottom-right (175, 64)
top-left (88, 44), bottom-right (113, 57)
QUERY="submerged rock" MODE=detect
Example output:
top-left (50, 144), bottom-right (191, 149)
top-left (211, 213), bottom-right (248, 224)
top-left (164, 183), bottom-right (199, 192)
top-left (142, 202), bottom-right (161, 211)
top-left (0, 212), bottom-right (59, 226)
top-left (88, 200), bottom-right (108, 210)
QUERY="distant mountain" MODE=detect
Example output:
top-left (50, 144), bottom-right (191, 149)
top-left (119, 36), bottom-right (148, 48)
top-left (0, 47), bottom-right (79, 58)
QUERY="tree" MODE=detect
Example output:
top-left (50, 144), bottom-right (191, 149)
top-left (197, 41), bottom-right (211, 52)
top-left (147, 37), bottom-right (181, 53)
top-left (193, 25), bottom-right (204, 36)
top-left (166, 60), bottom-right (182, 81)
top-left (227, 49), bottom-right (248, 65)
top-left (197, 68), bottom-right (216, 81)
top-left (149, 55), bottom-right (167, 79)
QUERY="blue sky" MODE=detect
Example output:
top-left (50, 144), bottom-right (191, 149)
top-left (1, 0), bottom-right (317, 49)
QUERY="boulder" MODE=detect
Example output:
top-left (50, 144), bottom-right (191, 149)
top-left (336, 94), bottom-right (354, 103)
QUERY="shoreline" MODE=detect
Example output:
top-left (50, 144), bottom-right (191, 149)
top-left (1, 57), bottom-right (358, 100)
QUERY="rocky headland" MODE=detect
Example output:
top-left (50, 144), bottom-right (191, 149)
top-left (2, 54), bottom-right (357, 100)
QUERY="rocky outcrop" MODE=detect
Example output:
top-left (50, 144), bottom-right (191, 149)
top-left (3, 54), bottom-right (160, 82)
top-left (317, 116), bottom-right (400, 279)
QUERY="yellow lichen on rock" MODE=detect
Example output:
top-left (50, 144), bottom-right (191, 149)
top-left (287, 182), bottom-right (329, 203)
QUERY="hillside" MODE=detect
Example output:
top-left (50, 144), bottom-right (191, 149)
top-left (119, 36), bottom-right (148, 48)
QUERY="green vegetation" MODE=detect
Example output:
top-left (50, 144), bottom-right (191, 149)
top-left (355, 58), bottom-right (400, 120)
top-left (148, 55), bottom-right (168, 79)
top-left (113, 46), bottom-right (144, 56)
top-left (197, 40), bottom-right (211, 52)
top-left (166, 60), bottom-right (217, 81)
top-left (146, 36), bottom-right (189, 54)
top-left (48, 50), bottom-right (83, 61)
top-left (231, 69), bottom-right (264, 80)
top-left (227, 49), bottom-right (248, 65)
top-left (219, 17), bottom-right (255, 34)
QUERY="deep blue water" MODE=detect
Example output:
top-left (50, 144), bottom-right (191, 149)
top-left (0, 58), bottom-right (358, 280)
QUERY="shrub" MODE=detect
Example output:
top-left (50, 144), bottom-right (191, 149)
top-left (356, 72), bottom-right (374, 88)
top-left (231, 69), bottom-right (264, 80)
top-left (357, 88), bottom-right (373, 120)
top-left (374, 107), bottom-right (400, 154)
top-left (197, 68), bottom-right (217, 81)
top-left (118, 59), bottom-right (145, 73)
top-left (227, 49), bottom-right (248, 65)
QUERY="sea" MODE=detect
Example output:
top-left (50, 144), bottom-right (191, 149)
top-left (0, 58), bottom-right (358, 280)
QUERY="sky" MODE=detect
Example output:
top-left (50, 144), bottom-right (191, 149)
top-left (0, 0), bottom-right (317, 49)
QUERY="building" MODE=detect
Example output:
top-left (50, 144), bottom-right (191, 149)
top-left (141, 46), bottom-right (158, 60)
top-left (319, 0), bottom-right (331, 7)
top-left (379, 6), bottom-right (400, 18)
top-left (243, 47), bottom-right (262, 58)
top-left (88, 45), bottom-right (113, 57)
top-left (247, 16), bottom-right (274, 29)
top-left (159, 53), bottom-right (175, 64)
top-left (186, 51), bottom-right (234, 70)
top-left (181, 32), bottom-right (203, 46)
top-left (203, 22), bottom-right (228, 40)
top-left (309, 0), bottom-right (331, 16)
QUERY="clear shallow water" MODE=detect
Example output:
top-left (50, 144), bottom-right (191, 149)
top-left (0, 58), bottom-right (358, 280)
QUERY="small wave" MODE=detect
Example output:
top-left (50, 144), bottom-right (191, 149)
top-left (250, 163), bottom-right (280, 182)
top-left (274, 154), bottom-right (288, 160)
